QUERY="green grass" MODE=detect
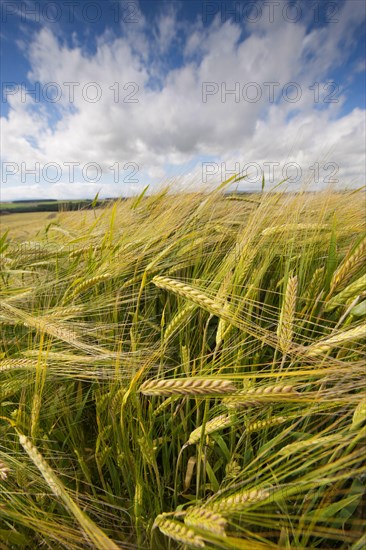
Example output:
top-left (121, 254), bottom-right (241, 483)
top-left (0, 185), bottom-right (365, 549)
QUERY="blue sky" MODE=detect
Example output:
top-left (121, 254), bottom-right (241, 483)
top-left (1, 0), bottom-right (365, 200)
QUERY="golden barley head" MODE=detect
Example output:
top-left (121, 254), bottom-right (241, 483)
top-left (139, 378), bottom-right (237, 396)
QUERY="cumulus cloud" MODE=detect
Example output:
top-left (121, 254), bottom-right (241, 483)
top-left (1, 0), bottom-right (365, 199)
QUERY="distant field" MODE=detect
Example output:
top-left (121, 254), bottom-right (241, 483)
top-left (0, 211), bottom-right (59, 240)
top-left (0, 198), bottom-right (113, 240)
top-left (0, 199), bottom-right (115, 215)
top-left (0, 209), bottom-right (105, 240)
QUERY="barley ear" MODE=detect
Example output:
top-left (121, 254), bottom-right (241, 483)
top-left (304, 267), bottom-right (325, 301)
top-left (185, 507), bottom-right (227, 536)
top-left (18, 433), bottom-right (120, 550)
top-left (70, 273), bottom-right (111, 300)
top-left (306, 324), bottom-right (366, 356)
top-left (325, 274), bottom-right (366, 312)
top-left (187, 414), bottom-right (232, 445)
top-left (139, 377), bottom-right (236, 396)
top-left (277, 275), bottom-right (297, 353)
top-left (207, 487), bottom-right (270, 514)
top-left (351, 398), bottom-right (366, 431)
top-left (0, 460), bottom-right (10, 480)
top-left (223, 385), bottom-right (297, 409)
top-left (246, 416), bottom-right (286, 433)
top-left (330, 236), bottom-right (366, 293)
top-left (153, 514), bottom-right (205, 548)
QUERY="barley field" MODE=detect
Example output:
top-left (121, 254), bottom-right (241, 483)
top-left (0, 185), bottom-right (365, 549)
top-left (1, 212), bottom-right (59, 241)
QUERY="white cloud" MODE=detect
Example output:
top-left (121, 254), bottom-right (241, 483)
top-left (154, 6), bottom-right (179, 53)
top-left (1, 0), bottom-right (365, 200)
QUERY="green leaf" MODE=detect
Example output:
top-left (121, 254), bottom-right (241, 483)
top-left (212, 434), bottom-right (231, 461)
top-left (131, 185), bottom-right (149, 209)
top-left (351, 300), bottom-right (366, 317)
top-left (204, 459), bottom-right (220, 492)
top-left (308, 492), bottom-right (363, 519)
top-left (0, 529), bottom-right (29, 546)
top-left (91, 190), bottom-right (101, 208)
top-left (338, 479), bottom-right (364, 520)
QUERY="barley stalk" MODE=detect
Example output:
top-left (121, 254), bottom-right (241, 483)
top-left (154, 515), bottom-right (205, 548)
top-left (134, 482), bottom-right (143, 519)
top-left (185, 507), bottom-right (227, 536)
top-left (223, 385), bottom-right (297, 409)
top-left (306, 324), bottom-right (366, 356)
top-left (207, 487), bottom-right (270, 513)
top-left (139, 378), bottom-right (237, 396)
top-left (277, 275), bottom-right (297, 353)
top-left (187, 414), bottom-right (232, 445)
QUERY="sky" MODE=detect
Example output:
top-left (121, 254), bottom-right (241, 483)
top-left (0, 0), bottom-right (365, 200)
